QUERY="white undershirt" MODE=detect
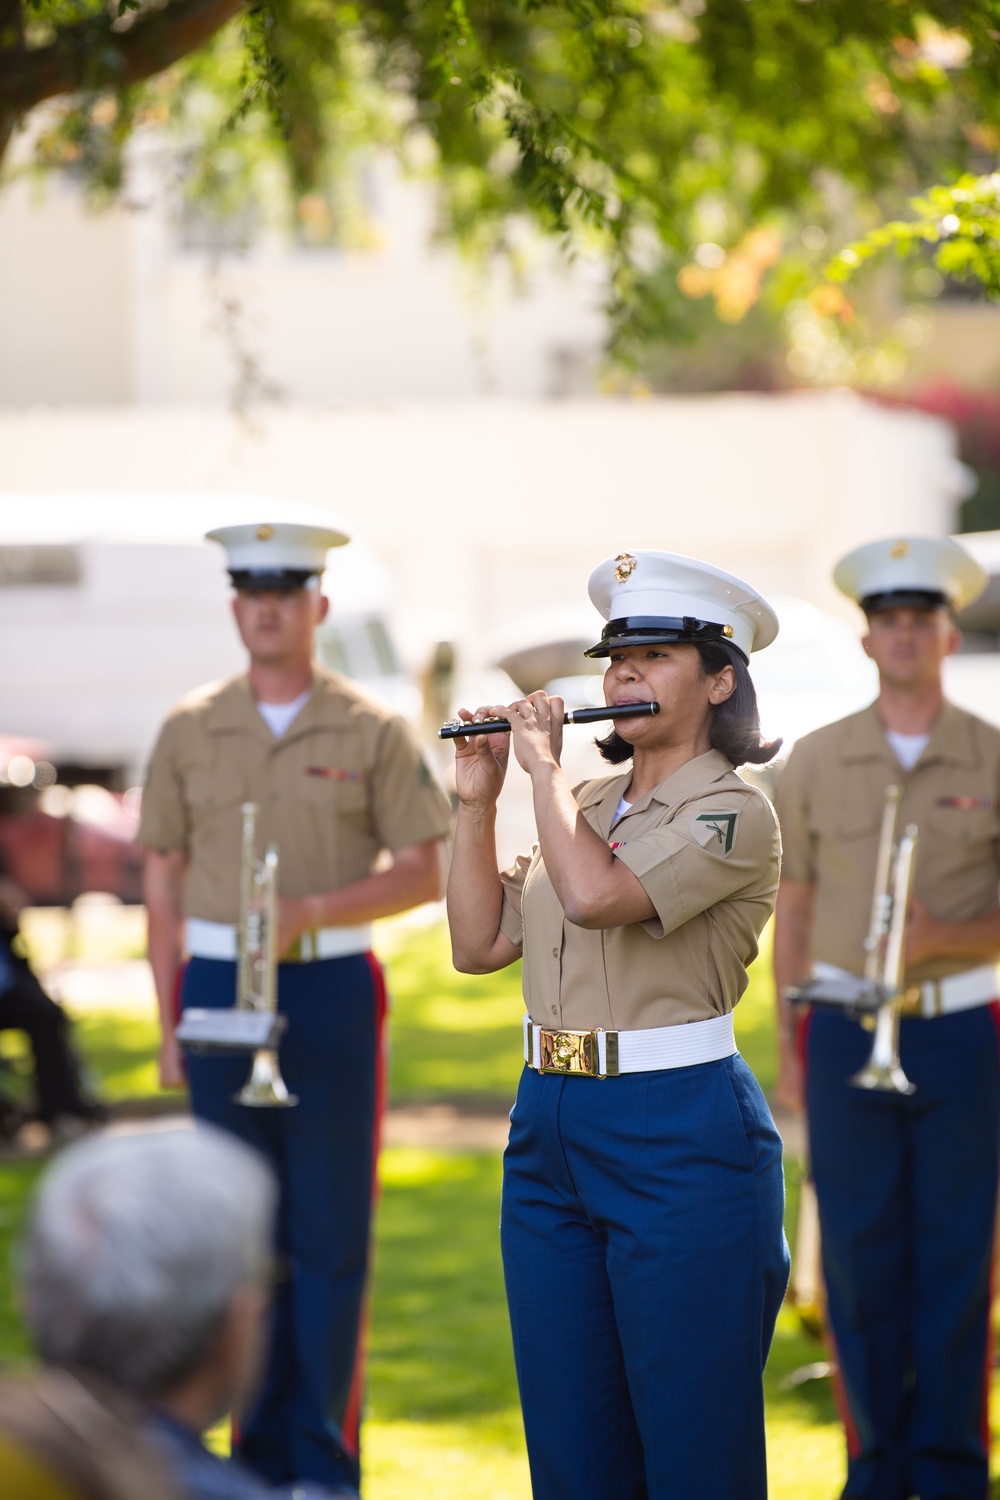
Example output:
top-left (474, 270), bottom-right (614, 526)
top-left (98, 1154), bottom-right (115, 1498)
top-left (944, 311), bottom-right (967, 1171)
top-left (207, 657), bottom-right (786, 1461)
top-left (257, 689), bottom-right (311, 738)
top-left (885, 730), bottom-right (930, 772)
top-left (614, 795), bottom-right (633, 823)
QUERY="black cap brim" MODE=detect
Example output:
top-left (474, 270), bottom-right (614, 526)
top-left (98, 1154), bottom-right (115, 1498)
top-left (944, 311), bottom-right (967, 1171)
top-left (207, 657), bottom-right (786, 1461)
top-left (584, 615), bottom-right (747, 663)
top-left (861, 589), bottom-right (950, 617)
top-left (229, 569), bottom-right (317, 594)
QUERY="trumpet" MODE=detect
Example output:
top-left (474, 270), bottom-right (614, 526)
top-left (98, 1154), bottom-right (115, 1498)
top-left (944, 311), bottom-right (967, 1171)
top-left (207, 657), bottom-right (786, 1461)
top-left (787, 784), bottom-right (919, 1096)
top-left (175, 803), bottom-right (297, 1108)
top-left (438, 701), bottom-right (660, 739)
top-left (852, 790), bottom-right (918, 1095)
top-left (233, 804), bottom-right (297, 1108)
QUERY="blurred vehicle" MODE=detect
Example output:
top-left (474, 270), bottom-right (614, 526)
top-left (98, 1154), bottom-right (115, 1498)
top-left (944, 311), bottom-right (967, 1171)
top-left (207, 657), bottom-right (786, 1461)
top-left (0, 765), bottom-right (143, 907)
top-left (0, 494), bottom-right (420, 903)
top-left (0, 493), bottom-right (419, 788)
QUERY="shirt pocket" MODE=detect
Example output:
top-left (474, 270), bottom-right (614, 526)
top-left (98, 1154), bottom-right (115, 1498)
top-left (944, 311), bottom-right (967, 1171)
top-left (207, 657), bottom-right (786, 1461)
top-left (293, 727), bottom-right (370, 815)
top-left (184, 761), bottom-right (249, 819)
top-left (299, 763), bottom-right (369, 814)
top-left (927, 798), bottom-right (1000, 849)
top-left (811, 800), bottom-right (883, 846)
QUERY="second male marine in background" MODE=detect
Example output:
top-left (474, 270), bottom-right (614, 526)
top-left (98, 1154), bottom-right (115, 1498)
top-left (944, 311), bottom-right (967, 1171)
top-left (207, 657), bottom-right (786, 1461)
top-left (774, 535), bottom-right (1000, 1500)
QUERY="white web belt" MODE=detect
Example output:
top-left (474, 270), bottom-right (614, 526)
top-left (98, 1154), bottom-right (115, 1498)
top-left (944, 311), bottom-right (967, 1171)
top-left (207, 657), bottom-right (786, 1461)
top-left (185, 917), bottom-right (372, 963)
top-left (523, 1010), bottom-right (737, 1077)
top-left (813, 961), bottom-right (999, 1018)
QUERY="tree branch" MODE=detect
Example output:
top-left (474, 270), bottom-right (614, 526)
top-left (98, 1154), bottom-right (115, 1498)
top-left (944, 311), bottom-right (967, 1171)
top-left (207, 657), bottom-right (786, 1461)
top-left (0, 0), bottom-right (245, 116)
top-left (0, 0), bottom-right (23, 53)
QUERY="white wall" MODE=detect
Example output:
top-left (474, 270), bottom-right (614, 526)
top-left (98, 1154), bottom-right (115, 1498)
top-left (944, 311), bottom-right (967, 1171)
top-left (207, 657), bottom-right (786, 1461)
top-left (0, 177), bottom-right (134, 405)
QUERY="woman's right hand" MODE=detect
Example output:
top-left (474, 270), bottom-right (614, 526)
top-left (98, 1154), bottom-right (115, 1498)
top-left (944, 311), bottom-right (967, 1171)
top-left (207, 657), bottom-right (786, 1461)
top-left (452, 706), bottom-right (512, 810)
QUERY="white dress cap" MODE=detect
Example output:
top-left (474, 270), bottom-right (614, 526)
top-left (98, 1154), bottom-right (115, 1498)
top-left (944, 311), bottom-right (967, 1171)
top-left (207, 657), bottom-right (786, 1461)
top-left (834, 536), bottom-right (987, 614)
top-left (206, 520), bottom-right (350, 586)
top-left (585, 550), bottom-right (779, 661)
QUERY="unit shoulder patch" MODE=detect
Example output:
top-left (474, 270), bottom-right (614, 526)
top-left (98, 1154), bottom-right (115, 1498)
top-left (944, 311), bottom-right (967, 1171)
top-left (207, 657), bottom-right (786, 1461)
top-left (691, 810), bottom-right (738, 855)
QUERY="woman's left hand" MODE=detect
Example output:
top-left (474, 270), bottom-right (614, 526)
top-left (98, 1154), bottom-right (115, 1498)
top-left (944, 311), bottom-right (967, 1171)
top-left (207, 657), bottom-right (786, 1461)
top-left (507, 692), bottom-right (564, 776)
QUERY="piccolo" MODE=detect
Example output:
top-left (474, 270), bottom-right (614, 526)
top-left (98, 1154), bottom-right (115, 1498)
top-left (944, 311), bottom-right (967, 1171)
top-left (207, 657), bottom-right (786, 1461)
top-left (438, 701), bottom-right (660, 740)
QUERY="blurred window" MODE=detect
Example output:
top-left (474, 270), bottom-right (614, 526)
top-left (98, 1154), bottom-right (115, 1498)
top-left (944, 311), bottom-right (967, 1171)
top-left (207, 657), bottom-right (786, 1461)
top-left (316, 628), bottom-right (350, 676)
top-left (174, 199), bottom-right (258, 254)
top-left (0, 547), bottom-right (81, 587)
top-left (367, 618), bottom-right (400, 675)
top-left (316, 615), bottom-right (401, 680)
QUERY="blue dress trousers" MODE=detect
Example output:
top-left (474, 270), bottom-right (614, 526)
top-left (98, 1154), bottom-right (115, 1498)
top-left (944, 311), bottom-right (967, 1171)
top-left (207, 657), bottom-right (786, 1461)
top-left (182, 952), bottom-right (386, 1495)
top-left (501, 1052), bottom-right (789, 1500)
top-left (807, 1005), bottom-right (1000, 1500)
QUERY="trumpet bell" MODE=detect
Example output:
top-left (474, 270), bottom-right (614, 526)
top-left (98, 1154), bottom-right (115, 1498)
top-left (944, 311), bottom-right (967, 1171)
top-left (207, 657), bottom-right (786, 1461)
top-left (849, 1059), bottom-right (916, 1096)
top-left (234, 1049), bottom-right (298, 1109)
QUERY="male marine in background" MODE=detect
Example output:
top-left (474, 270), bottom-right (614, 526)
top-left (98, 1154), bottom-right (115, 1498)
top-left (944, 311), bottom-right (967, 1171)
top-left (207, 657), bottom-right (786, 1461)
top-left (773, 536), bottom-right (1000, 1500)
top-left (138, 522), bottom-right (450, 1496)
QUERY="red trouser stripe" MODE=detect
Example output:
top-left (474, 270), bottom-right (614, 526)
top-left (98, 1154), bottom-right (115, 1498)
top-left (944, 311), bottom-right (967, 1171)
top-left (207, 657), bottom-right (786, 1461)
top-left (980, 1000), bottom-right (1000, 1457)
top-left (798, 1006), bottom-right (862, 1460)
top-left (172, 958), bottom-right (188, 1027)
top-left (339, 951), bottom-right (389, 1458)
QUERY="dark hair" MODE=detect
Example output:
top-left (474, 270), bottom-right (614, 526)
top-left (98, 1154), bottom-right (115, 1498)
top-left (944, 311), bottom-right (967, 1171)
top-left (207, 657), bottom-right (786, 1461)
top-left (596, 641), bottom-right (782, 768)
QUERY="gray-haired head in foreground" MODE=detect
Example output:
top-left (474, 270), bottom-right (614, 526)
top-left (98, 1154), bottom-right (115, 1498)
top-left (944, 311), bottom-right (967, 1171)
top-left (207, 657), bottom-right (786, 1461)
top-left (20, 1125), bottom-right (277, 1397)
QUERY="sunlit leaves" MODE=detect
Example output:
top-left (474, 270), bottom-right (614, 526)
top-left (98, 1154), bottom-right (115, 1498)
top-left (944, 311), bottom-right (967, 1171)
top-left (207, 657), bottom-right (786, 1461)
top-left (826, 173), bottom-right (1000, 300)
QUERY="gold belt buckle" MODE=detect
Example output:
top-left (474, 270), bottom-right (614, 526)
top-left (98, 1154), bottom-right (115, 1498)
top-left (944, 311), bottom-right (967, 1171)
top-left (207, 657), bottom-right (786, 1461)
top-left (538, 1027), bottom-right (600, 1077)
top-left (285, 930), bottom-right (317, 964)
top-left (898, 984), bottom-right (926, 1018)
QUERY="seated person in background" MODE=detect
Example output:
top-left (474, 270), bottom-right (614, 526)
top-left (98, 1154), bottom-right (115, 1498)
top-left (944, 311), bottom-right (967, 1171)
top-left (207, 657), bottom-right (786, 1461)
top-left (0, 867), bottom-right (105, 1141)
top-left (6, 1125), bottom-right (355, 1500)
top-left (0, 1361), bottom-right (181, 1500)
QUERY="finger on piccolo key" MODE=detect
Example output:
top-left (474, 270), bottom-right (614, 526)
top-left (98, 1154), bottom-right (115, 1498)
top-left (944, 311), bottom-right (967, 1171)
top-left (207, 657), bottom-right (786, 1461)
top-left (438, 701), bottom-right (659, 739)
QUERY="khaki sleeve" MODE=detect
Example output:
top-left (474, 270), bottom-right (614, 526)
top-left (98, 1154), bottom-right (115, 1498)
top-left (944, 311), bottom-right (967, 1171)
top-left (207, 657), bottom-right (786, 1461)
top-left (771, 745), bottom-right (815, 886)
top-left (498, 849), bottom-right (535, 948)
top-left (136, 719), bottom-right (189, 852)
top-left (369, 715), bottom-right (452, 852)
top-left (613, 792), bottom-right (778, 940)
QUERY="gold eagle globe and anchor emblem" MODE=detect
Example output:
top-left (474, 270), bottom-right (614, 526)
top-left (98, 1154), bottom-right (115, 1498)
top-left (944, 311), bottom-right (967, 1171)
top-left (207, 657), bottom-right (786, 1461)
top-left (614, 552), bottom-right (638, 584)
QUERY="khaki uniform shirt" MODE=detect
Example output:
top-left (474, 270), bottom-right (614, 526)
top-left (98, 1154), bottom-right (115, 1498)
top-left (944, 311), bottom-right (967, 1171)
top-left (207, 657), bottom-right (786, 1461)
top-left (137, 667), bottom-right (451, 923)
top-left (499, 749), bottom-right (781, 1030)
top-left (775, 701), bottom-right (1000, 983)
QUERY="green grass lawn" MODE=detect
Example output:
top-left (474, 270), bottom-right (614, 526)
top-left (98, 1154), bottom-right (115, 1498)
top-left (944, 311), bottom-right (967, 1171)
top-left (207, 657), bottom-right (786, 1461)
top-left (2, 920), bottom-right (997, 1497)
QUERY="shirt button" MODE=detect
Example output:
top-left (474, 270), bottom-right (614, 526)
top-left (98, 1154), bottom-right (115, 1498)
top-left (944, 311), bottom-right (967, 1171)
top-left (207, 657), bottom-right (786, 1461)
top-left (551, 1006), bottom-right (558, 1016)
top-left (552, 948), bottom-right (559, 958)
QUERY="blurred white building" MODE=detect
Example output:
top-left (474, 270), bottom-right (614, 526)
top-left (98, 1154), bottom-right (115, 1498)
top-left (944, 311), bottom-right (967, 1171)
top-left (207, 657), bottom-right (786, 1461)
top-left (0, 152), bottom-right (604, 406)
